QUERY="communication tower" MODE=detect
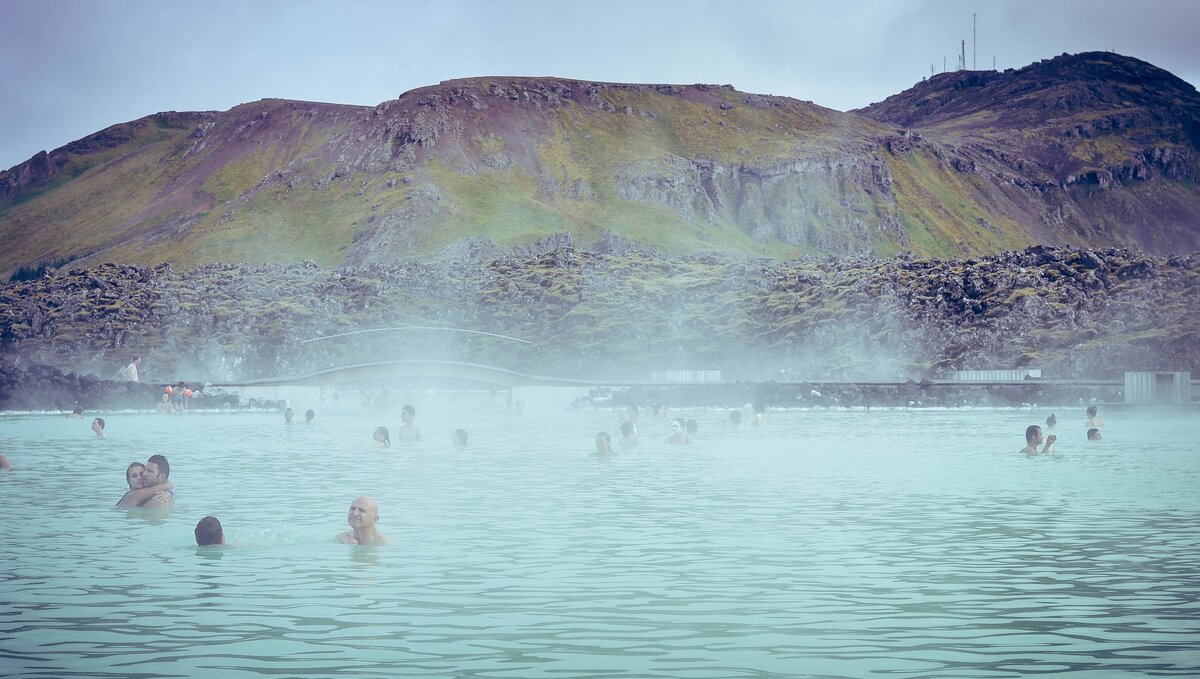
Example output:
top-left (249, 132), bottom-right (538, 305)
top-left (957, 40), bottom-right (966, 71)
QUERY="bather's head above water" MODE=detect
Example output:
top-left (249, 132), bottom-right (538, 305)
top-left (339, 495), bottom-right (389, 545)
top-left (347, 496), bottom-right (379, 530)
top-left (125, 462), bottom-right (146, 489)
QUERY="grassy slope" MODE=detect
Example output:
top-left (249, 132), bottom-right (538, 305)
top-left (5, 71), bottom-right (1193, 274)
top-left (426, 89), bottom-right (846, 258)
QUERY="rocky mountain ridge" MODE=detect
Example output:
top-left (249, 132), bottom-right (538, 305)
top-left (2, 52), bottom-right (1198, 278)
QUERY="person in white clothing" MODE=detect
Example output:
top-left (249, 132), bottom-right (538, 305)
top-left (116, 356), bottom-right (141, 382)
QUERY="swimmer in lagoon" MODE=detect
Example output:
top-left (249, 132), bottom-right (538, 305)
top-left (623, 405), bottom-right (642, 428)
top-left (1021, 425), bottom-right (1056, 455)
top-left (116, 457), bottom-right (175, 508)
top-left (284, 408), bottom-right (294, 424)
top-left (752, 401), bottom-right (768, 426)
top-left (729, 410), bottom-right (743, 427)
top-left (305, 409), bottom-right (315, 424)
top-left (336, 496), bottom-right (388, 545)
top-left (194, 516), bottom-right (225, 546)
top-left (0, 452), bottom-right (11, 470)
top-left (1045, 413), bottom-right (1057, 429)
top-left (452, 429), bottom-right (468, 448)
top-left (373, 426), bottom-right (391, 447)
top-left (1086, 406), bottom-right (1104, 429)
top-left (618, 421), bottom-right (639, 449)
top-left (91, 417), bottom-right (106, 439)
top-left (67, 406), bottom-right (83, 419)
top-left (591, 432), bottom-right (614, 457)
top-left (1088, 428), bottom-right (1102, 441)
top-left (666, 418), bottom-right (693, 445)
top-left (124, 462), bottom-right (145, 489)
top-left (399, 404), bottom-right (423, 441)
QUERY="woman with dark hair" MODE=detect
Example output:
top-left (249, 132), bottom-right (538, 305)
top-left (665, 418), bottom-right (692, 445)
top-left (373, 426), bottom-right (391, 447)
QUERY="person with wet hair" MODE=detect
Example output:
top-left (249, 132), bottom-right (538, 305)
top-left (91, 417), bottom-right (106, 439)
top-left (305, 409), bottom-right (315, 424)
top-left (591, 432), bottom-right (614, 457)
top-left (373, 426), bottom-right (391, 447)
top-left (116, 457), bottom-right (174, 507)
top-left (194, 516), bottom-right (225, 546)
top-left (665, 418), bottom-right (693, 445)
top-left (336, 496), bottom-right (388, 545)
top-left (284, 407), bottom-right (295, 423)
top-left (1086, 405), bottom-right (1104, 429)
top-left (623, 405), bottom-right (642, 428)
top-left (1021, 425), bottom-right (1055, 455)
top-left (752, 401), bottom-right (768, 426)
top-left (619, 420), bottom-right (639, 449)
top-left (1045, 413), bottom-right (1057, 429)
top-left (399, 404), bottom-right (423, 441)
top-left (729, 410), bottom-right (743, 427)
top-left (1087, 428), bottom-right (1102, 441)
top-left (124, 462), bottom-right (145, 490)
top-left (67, 406), bottom-right (84, 419)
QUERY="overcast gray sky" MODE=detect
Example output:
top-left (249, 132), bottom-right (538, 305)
top-left (2, 0), bottom-right (1198, 170)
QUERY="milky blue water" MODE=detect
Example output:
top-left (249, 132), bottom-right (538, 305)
top-left (1, 397), bottom-right (1198, 678)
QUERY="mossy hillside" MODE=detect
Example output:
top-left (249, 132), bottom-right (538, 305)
top-left (885, 149), bottom-right (1032, 257)
top-left (0, 101), bottom-right (362, 275)
top-left (0, 165), bottom-right (191, 275)
top-left (5, 56), bottom-right (1200, 277)
top-left (0, 114), bottom-right (201, 215)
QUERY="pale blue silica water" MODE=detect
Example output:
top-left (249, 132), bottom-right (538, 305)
top-left (1, 398), bottom-right (1198, 678)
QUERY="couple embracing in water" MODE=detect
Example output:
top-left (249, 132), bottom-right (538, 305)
top-left (117, 455), bottom-right (175, 508)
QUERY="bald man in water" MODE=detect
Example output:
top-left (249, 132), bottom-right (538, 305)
top-left (336, 496), bottom-right (389, 545)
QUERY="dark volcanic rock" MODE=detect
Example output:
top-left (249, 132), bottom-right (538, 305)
top-left (0, 247), bottom-right (1196, 396)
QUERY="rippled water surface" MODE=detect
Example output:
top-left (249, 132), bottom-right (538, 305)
top-left (2, 398), bottom-right (1198, 678)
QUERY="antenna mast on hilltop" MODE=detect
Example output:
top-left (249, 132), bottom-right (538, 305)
top-left (973, 13), bottom-right (977, 70)
top-left (957, 40), bottom-right (966, 71)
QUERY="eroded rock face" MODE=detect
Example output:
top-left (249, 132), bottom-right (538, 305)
top-left (1, 247), bottom-right (1195, 388)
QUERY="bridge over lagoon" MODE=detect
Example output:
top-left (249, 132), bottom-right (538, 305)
top-left (205, 327), bottom-right (1194, 407)
top-left (210, 360), bottom-right (1193, 410)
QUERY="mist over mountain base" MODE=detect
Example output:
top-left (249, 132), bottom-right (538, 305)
top-left (2, 246), bottom-right (1195, 405)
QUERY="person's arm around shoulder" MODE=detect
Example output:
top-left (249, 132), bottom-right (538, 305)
top-left (116, 480), bottom-right (175, 507)
top-left (143, 491), bottom-right (175, 508)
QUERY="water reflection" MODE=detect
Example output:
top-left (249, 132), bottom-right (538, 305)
top-left (349, 545), bottom-right (382, 567)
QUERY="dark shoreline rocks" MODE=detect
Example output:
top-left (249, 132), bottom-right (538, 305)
top-left (592, 380), bottom-right (1127, 411)
top-left (0, 363), bottom-right (237, 413)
